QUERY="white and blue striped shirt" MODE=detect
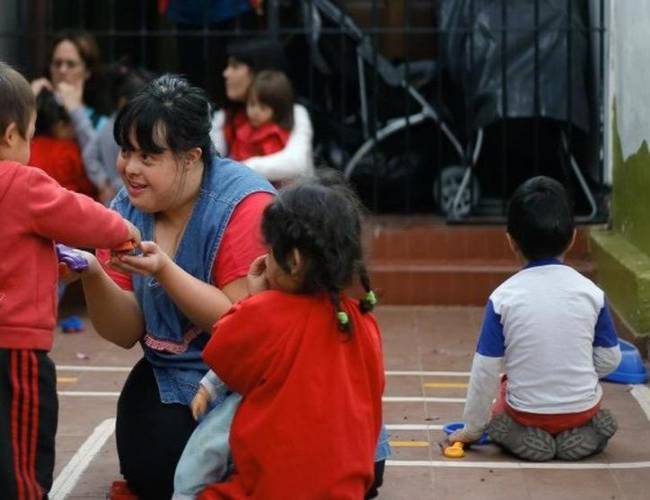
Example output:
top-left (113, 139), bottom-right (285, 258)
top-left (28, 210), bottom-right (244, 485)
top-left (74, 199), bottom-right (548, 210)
top-left (463, 258), bottom-right (621, 435)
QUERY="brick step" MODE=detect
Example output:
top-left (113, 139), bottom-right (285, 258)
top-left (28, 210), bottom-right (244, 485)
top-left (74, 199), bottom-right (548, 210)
top-left (364, 217), bottom-right (592, 262)
top-left (369, 258), bottom-right (594, 306)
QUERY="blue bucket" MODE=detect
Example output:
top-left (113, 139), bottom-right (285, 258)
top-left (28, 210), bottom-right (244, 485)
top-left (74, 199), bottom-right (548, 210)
top-left (603, 339), bottom-right (648, 385)
top-left (442, 421), bottom-right (490, 445)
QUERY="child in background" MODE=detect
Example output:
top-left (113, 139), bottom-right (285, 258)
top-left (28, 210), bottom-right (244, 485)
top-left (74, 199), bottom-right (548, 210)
top-left (82, 63), bottom-right (155, 205)
top-left (0, 62), bottom-right (140, 498)
top-left (447, 176), bottom-right (621, 461)
top-left (226, 70), bottom-right (293, 165)
top-left (30, 89), bottom-right (96, 197)
top-left (182, 172), bottom-right (385, 498)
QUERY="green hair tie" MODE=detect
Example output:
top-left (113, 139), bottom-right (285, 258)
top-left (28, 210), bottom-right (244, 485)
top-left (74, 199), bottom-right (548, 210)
top-left (337, 311), bottom-right (349, 325)
top-left (364, 290), bottom-right (377, 306)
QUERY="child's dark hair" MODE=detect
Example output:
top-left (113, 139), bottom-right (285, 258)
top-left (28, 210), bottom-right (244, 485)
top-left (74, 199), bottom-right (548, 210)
top-left (250, 70), bottom-right (294, 130)
top-left (106, 61), bottom-right (156, 110)
top-left (35, 90), bottom-right (69, 136)
top-left (261, 169), bottom-right (377, 333)
top-left (0, 62), bottom-right (35, 139)
top-left (507, 176), bottom-right (575, 260)
top-left (114, 74), bottom-right (214, 165)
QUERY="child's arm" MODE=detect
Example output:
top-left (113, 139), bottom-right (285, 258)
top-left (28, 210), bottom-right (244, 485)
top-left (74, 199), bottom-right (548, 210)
top-left (593, 299), bottom-right (622, 378)
top-left (243, 104), bottom-right (313, 182)
top-left (27, 167), bottom-right (135, 248)
top-left (450, 300), bottom-right (505, 443)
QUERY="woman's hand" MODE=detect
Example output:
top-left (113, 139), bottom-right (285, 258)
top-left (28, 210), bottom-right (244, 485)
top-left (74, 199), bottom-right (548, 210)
top-left (56, 80), bottom-right (84, 112)
top-left (31, 78), bottom-right (52, 96)
top-left (190, 385), bottom-right (211, 420)
top-left (110, 241), bottom-right (170, 277)
top-left (247, 254), bottom-right (269, 295)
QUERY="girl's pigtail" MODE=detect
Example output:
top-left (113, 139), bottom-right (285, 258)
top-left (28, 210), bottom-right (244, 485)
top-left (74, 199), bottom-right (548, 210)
top-left (358, 263), bottom-right (377, 313)
top-left (329, 290), bottom-right (351, 334)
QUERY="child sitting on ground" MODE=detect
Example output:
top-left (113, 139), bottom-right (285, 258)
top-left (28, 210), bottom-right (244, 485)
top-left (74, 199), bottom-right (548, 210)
top-left (0, 62), bottom-right (140, 498)
top-left (175, 172), bottom-right (385, 498)
top-left (447, 176), bottom-right (622, 461)
top-left (226, 70), bottom-right (293, 166)
top-left (30, 89), bottom-right (96, 197)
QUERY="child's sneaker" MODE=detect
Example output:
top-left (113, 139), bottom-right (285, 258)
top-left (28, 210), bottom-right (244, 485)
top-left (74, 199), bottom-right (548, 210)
top-left (555, 409), bottom-right (617, 461)
top-left (487, 413), bottom-right (556, 461)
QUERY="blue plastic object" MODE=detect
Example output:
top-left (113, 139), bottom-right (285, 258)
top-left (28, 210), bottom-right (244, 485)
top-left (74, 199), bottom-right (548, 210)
top-left (443, 421), bottom-right (491, 445)
top-left (603, 339), bottom-right (648, 384)
top-left (59, 315), bottom-right (85, 333)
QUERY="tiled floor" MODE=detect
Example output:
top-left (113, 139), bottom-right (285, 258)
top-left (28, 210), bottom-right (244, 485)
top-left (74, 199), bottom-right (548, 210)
top-left (49, 301), bottom-right (650, 499)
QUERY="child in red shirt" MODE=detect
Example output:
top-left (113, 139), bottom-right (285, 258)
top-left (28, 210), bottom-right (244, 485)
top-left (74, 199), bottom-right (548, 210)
top-left (30, 89), bottom-right (96, 197)
top-left (226, 70), bottom-right (293, 163)
top-left (195, 172), bottom-right (385, 499)
top-left (0, 62), bottom-right (140, 499)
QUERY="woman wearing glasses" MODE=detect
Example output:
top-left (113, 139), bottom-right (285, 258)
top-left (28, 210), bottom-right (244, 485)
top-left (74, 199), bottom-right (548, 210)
top-left (30, 30), bottom-right (109, 152)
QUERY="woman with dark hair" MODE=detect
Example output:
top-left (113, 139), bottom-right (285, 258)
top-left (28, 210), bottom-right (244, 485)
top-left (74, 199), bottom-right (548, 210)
top-left (82, 63), bottom-right (155, 204)
top-left (30, 30), bottom-right (109, 150)
top-left (75, 74), bottom-right (275, 499)
top-left (210, 38), bottom-right (314, 183)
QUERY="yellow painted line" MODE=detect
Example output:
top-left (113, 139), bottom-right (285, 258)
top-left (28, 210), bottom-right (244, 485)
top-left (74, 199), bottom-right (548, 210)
top-left (57, 377), bottom-right (78, 384)
top-left (389, 440), bottom-right (430, 448)
top-left (423, 382), bottom-right (469, 389)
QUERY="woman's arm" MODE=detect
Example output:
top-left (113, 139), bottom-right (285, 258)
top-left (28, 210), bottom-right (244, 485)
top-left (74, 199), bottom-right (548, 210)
top-left (209, 109), bottom-right (228, 156)
top-left (113, 241), bottom-right (234, 332)
top-left (80, 253), bottom-right (145, 349)
top-left (243, 104), bottom-right (314, 182)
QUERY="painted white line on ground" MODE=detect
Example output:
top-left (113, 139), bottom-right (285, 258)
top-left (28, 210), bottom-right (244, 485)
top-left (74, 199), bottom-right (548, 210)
top-left (57, 365), bottom-right (131, 372)
top-left (55, 366), bottom-right (473, 377)
top-left (386, 424), bottom-right (444, 431)
top-left (383, 396), bottom-right (466, 403)
top-left (386, 370), bottom-right (471, 377)
top-left (386, 459), bottom-right (650, 470)
top-left (59, 391), bottom-right (120, 397)
top-left (50, 418), bottom-right (116, 500)
top-left (630, 385), bottom-right (650, 422)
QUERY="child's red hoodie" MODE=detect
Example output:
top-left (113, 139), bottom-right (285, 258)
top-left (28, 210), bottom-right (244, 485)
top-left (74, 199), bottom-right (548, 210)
top-left (0, 161), bottom-right (130, 351)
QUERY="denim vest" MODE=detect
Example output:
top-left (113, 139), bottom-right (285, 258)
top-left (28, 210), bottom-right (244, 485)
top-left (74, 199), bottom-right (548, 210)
top-left (111, 157), bottom-right (275, 405)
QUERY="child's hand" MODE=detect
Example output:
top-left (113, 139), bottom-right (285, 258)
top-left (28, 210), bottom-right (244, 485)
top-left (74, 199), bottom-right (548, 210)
top-left (446, 427), bottom-right (484, 445)
top-left (190, 385), bottom-right (211, 420)
top-left (247, 254), bottom-right (269, 295)
top-left (124, 221), bottom-right (142, 247)
top-left (110, 241), bottom-right (170, 277)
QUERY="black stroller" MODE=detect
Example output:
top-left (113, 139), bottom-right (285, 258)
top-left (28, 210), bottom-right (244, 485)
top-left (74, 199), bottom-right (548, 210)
top-left (437, 0), bottom-right (603, 220)
top-left (291, 0), bottom-right (475, 213)
top-left (290, 0), bottom-right (603, 220)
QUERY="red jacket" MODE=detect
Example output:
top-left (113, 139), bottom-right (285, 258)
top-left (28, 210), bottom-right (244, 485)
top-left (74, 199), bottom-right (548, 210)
top-left (30, 136), bottom-right (96, 198)
top-left (226, 112), bottom-right (290, 162)
top-left (0, 161), bottom-right (130, 351)
top-left (200, 291), bottom-right (384, 500)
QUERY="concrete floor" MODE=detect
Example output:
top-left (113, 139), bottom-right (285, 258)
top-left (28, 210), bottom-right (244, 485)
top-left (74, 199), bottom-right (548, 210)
top-left (49, 296), bottom-right (650, 499)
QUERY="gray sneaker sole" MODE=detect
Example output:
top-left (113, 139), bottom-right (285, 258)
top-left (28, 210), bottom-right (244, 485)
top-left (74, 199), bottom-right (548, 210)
top-left (555, 409), bottom-right (618, 461)
top-left (488, 413), bottom-right (556, 462)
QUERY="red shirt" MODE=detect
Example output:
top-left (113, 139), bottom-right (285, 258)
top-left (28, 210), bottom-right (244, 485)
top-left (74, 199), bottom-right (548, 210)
top-left (98, 192), bottom-right (273, 290)
top-left (199, 291), bottom-right (385, 500)
top-left (225, 110), bottom-right (290, 162)
top-left (30, 136), bottom-right (96, 198)
top-left (0, 162), bottom-right (130, 350)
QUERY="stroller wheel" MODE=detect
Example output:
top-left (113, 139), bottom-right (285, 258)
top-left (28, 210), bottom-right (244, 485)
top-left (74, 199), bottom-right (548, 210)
top-left (434, 165), bottom-right (480, 217)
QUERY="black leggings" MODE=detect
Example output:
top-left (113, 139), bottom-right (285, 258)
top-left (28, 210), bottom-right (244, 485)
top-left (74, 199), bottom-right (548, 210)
top-left (116, 358), bottom-right (196, 500)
